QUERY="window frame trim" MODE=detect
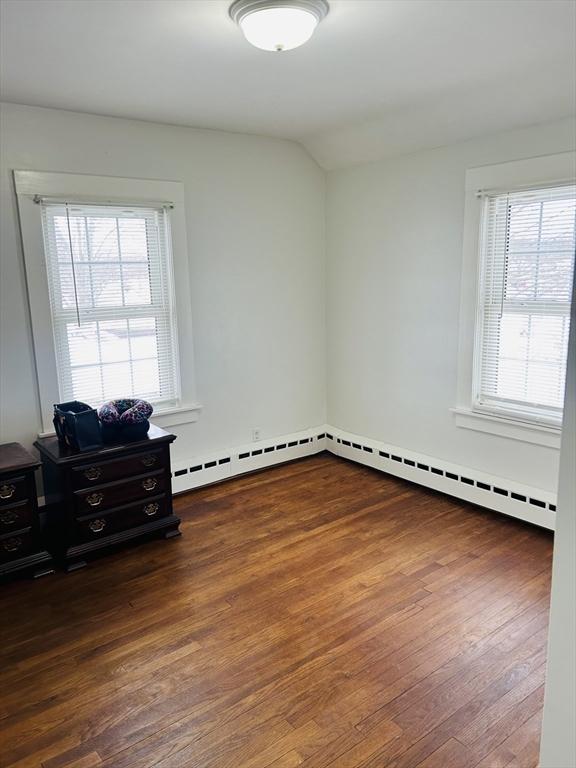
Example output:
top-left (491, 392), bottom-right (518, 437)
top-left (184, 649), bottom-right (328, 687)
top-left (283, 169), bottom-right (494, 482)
top-left (14, 170), bottom-right (201, 435)
top-left (455, 152), bottom-right (576, 449)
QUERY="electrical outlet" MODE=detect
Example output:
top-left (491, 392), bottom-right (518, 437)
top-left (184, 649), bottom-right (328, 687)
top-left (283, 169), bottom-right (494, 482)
top-left (252, 428), bottom-right (261, 442)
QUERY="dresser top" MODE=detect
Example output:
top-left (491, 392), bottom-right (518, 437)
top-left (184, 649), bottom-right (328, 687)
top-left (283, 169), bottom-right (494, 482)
top-left (34, 424), bottom-right (175, 465)
top-left (0, 442), bottom-right (40, 473)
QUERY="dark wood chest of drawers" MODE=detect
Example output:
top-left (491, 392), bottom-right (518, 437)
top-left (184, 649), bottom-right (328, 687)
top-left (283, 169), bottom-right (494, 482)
top-left (35, 425), bottom-right (180, 571)
top-left (0, 442), bottom-right (54, 579)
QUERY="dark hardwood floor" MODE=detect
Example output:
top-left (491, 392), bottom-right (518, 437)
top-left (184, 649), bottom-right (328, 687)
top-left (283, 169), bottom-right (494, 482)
top-left (0, 454), bottom-right (553, 768)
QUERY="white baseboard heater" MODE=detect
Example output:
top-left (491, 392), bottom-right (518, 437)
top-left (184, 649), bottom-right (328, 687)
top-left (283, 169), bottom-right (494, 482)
top-left (170, 424), bottom-right (556, 531)
top-left (170, 427), bottom-right (327, 494)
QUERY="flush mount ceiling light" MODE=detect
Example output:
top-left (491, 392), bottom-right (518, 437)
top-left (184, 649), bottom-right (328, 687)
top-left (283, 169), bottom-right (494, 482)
top-left (229, 0), bottom-right (329, 52)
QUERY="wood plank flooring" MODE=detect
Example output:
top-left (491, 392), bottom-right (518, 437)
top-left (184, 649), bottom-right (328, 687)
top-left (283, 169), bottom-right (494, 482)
top-left (0, 454), bottom-right (553, 768)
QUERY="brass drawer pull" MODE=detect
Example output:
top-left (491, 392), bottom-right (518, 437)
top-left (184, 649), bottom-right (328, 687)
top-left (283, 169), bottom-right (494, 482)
top-left (0, 510), bottom-right (19, 526)
top-left (86, 492), bottom-right (104, 507)
top-left (141, 455), bottom-right (157, 467)
top-left (83, 466), bottom-right (102, 481)
top-left (143, 502), bottom-right (159, 517)
top-left (0, 483), bottom-right (16, 500)
top-left (2, 536), bottom-right (22, 552)
top-left (88, 518), bottom-right (106, 533)
top-left (142, 478), bottom-right (158, 492)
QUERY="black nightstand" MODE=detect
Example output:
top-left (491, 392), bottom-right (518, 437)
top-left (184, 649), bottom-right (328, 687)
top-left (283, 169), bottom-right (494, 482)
top-left (0, 442), bottom-right (54, 579)
top-left (34, 424), bottom-right (180, 572)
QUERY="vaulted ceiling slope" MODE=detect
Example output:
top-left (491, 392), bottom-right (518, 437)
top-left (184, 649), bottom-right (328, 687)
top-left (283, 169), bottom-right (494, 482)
top-left (1, 0), bottom-right (575, 169)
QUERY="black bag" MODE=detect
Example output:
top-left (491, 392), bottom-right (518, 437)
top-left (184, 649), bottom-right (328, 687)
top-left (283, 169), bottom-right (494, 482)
top-left (53, 401), bottom-right (102, 452)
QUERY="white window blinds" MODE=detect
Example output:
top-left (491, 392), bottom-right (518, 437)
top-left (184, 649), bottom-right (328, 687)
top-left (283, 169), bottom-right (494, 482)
top-left (40, 201), bottom-right (180, 409)
top-left (474, 184), bottom-right (575, 426)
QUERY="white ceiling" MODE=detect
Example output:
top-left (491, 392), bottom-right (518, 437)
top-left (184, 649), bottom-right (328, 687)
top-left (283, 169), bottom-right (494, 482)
top-left (1, 0), bottom-right (575, 169)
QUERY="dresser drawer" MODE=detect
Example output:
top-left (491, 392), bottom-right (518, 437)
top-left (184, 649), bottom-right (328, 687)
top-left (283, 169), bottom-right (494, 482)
top-left (0, 500), bottom-right (33, 532)
top-left (0, 527), bottom-right (35, 564)
top-left (71, 449), bottom-right (164, 490)
top-left (74, 495), bottom-right (169, 542)
top-left (35, 426), bottom-right (178, 570)
top-left (0, 475), bottom-right (28, 507)
top-left (73, 469), bottom-right (166, 515)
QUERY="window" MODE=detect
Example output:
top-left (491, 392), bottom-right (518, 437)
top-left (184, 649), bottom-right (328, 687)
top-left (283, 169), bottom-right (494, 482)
top-left (14, 170), bottom-right (200, 435)
top-left (473, 184), bottom-right (575, 427)
top-left (40, 201), bottom-right (180, 409)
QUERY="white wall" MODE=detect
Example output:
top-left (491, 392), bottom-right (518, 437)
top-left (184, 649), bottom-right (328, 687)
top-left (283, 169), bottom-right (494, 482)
top-left (1, 103), bottom-right (574, 497)
top-left (539, 281), bottom-right (576, 767)
top-left (326, 118), bottom-right (576, 492)
top-left (0, 103), bottom-right (326, 463)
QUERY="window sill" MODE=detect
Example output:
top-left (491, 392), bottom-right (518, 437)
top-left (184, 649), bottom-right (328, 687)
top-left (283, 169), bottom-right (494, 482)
top-left (450, 407), bottom-right (561, 449)
top-left (153, 403), bottom-right (202, 427)
top-left (37, 402), bottom-right (202, 439)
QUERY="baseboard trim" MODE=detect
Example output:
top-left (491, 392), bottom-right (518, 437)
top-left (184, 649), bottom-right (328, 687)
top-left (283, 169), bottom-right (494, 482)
top-left (170, 426), bottom-right (327, 494)
top-left (325, 426), bottom-right (556, 530)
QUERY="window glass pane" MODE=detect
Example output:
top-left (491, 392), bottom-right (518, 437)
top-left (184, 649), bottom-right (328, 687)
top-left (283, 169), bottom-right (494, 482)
top-left (86, 216), bottom-right (120, 261)
top-left (536, 251), bottom-right (574, 303)
top-left (119, 218), bottom-right (148, 261)
top-left (71, 366), bottom-right (103, 404)
top-left (540, 198), bottom-right (576, 250)
top-left (527, 361), bottom-right (565, 408)
top-left (99, 320), bottom-right (130, 363)
top-left (129, 318), bottom-right (158, 360)
top-left (62, 317), bottom-right (167, 403)
top-left (505, 196), bottom-right (576, 304)
top-left (132, 359), bottom-right (160, 397)
top-left (67, 322), bottom-right (99, 367)
top-left (476, 184), bottom-right (575, 423)
top-left (91, 264), bottom-right (123, 307)
top-left (101, 362), bottom-right (132, 398)
top-left (54, 215), bottom-right (88, 262)
top-left (505, 255), bottom-right (536, 301)
top-left (507, 200), bottom-right (541, 251)
top-left (42, 203), bottom-right (179, 409)
top-left (494, 359), bottom-right (526, 401)
top-left (57, 263), bottom-right (93, 309)
top-left (499, 314), bottom-right (529, 361)
top-left (529, 315), bottom-right (567, 363)
top-left (122, 263), bottom-right (152, 305)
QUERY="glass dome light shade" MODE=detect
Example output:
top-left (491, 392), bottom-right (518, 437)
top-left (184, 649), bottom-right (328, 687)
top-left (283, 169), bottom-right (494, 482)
top-left (240, 7), bottom-right (317, 52)
top-left (229, 0), bottom-right (329, 52)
